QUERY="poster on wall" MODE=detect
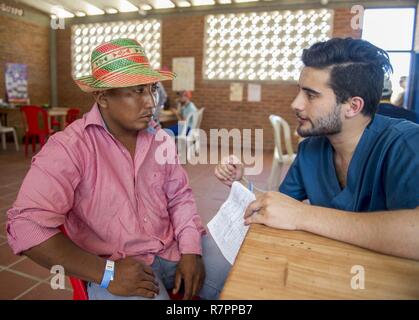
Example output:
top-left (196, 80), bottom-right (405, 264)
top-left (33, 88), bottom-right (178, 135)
top-left (172, 57), bottom-right (195, 91)
top-left (230, 83), bottom-right (243, 101)
top-left (247, 84), bottom-right (261, 102)
top-left (5, 63), bottom-right (29, 104)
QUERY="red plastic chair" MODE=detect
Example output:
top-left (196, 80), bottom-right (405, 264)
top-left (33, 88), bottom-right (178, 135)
top-left (66, 108), bottom-right (81, 126)
top-left (50, 117), bottom-right (60, 130)
top-left (20, 106), bottom-right (51, 156)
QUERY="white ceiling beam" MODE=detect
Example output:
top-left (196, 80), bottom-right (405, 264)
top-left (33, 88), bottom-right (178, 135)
top-left (55, 0), bottom-right (105, 15)
top-left (18, 0), bottom-right (75, 16)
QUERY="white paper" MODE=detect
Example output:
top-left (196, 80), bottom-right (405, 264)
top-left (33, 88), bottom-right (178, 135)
top-left (247, 83), bottom-right (261, 102)
top-left (207, 182), bottom-right (256, 265)
top-left (172, 57), bottom-right (195, 91)
top-left (229, 83), bottom-right (243, 102)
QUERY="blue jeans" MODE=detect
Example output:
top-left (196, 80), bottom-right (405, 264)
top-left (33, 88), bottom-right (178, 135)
top-left (87, 234), bottom-right (231, 300)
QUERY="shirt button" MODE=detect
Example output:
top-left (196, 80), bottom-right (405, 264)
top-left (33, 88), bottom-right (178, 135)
top-left (144, 217), bottom-right (148, 222)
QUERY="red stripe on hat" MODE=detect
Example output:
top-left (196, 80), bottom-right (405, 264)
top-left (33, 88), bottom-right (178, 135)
top-left (104, 73), bottom-right (159, 86)
top-left (125, 54), bottom-right (148, 65)
top-left (93, 68), bottom-right (110, 80)
top-left (95, 42), bottom-right (123, 54)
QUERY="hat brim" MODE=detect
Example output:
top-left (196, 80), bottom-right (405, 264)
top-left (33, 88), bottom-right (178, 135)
top-left (73, 65), bottom-right (176, 93)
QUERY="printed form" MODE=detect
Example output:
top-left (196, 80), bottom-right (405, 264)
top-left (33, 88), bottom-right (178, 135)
top-left (207, 181), bottom-right (256, 265)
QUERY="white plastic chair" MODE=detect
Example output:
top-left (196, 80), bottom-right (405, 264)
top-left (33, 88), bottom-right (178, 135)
top-left (267, 114), bottom-right (296, 190)
top-left (189, 107), bottom-right (205, 156)
top-left (0, 123), bottom-right (19, 151)
top-left (176, 111), bottom-right (198, 163)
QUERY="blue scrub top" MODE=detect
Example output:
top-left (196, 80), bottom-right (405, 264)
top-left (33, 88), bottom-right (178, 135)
top-left (279, 114), bottom-right (419, 212)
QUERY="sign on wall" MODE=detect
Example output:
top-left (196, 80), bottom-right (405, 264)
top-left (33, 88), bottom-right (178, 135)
top-left (230, 83), bottom-right (243, 102)
top-left (5, 63), bottom-right (29, 104)
top-left (247, 84), bottom-right (261, 102)
top-left (0, 2), bottom-right (24, 16)
top-left (172, 57), bottom-right (195, 91)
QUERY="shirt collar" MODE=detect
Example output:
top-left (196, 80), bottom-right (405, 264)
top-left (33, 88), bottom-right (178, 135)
top-left (84, 103), bottom-right (108, 130)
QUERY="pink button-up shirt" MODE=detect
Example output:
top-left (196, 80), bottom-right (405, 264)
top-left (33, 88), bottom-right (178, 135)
top-left (7, 104), bottom-right (205, 265)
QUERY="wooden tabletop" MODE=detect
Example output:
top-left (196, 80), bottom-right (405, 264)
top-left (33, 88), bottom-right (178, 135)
top-left (220, 224), bottom-right (419, 299)
top-left (47, 107), bottom-right (69, 116)
top-left (159, 110), bottom-right (177, 123)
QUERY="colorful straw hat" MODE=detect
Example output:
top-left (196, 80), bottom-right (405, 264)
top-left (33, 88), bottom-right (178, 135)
top-left (74, 38), bottom-right (175, 93)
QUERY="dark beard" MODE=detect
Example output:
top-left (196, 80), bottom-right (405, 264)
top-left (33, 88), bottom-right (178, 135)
top-left (297, 103), bottom-right (343, 137)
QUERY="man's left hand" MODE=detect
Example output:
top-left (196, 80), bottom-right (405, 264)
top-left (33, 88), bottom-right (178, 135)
top-left (173, 254), bottom-right (205, 300)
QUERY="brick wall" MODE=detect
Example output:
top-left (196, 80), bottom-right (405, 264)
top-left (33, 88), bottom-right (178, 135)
top-left (56, 27), bottom-right (95, 110)
top-left (56, 7), bottom-right (360, 151)
top-left (0, 15), bottom-right (50, 105)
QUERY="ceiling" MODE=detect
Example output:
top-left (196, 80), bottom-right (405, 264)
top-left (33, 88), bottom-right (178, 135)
top-left (17, 0), bottom-right (415, 18)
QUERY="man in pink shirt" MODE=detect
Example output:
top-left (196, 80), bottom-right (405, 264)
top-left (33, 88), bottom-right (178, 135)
top-left (7, 38), bottom-right (230, 300)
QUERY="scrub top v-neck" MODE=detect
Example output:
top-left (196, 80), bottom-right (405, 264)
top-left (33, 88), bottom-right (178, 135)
top-left (279, 114), bottom-right (419, 212)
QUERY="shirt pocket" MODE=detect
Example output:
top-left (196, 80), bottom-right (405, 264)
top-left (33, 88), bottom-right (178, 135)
top-left (149, 168), bottom-right (166, 192)
top-left (140, 168), bottom-right (168, 216)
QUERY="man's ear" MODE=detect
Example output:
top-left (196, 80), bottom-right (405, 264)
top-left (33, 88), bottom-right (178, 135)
top-left (344, 96), bottom-right (364, 118)
top-left (92, 91), bottom-right (109, 109)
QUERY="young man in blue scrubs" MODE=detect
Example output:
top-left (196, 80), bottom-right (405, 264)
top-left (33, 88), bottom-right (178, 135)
top-left (215, 38), bottom-right (419, 261)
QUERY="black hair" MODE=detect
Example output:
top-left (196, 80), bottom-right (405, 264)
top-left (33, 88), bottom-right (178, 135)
top-left (301, 37), bottom-right (393, 116)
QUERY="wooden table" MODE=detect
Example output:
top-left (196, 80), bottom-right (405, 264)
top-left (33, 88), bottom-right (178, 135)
top-left (48, 107), bottom-right (69, 131)
top-left (0, 107), bottom-right (18, 126)
top-left (159, 109), bottom-right (177, 123)
top-left (0, 107), bottom-right (24, 141)
top-left (220, 224), bottom-right (419, 299)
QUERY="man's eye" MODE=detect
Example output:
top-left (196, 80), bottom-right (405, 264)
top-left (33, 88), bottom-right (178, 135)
top-left (307, 93), bottom-right (316, 100)
top-left (151, 84), bottom-right (158, 92)
top-left (134, 87), bottom-right (145, 94)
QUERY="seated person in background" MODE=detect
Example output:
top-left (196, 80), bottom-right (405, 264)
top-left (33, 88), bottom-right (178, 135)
top-left (167, 90), bottom-right (197, 136)
top-left (377, 77), bottom-right (419, 123)
top-left (215, 38), bottom-right (419, 261)
top-left (392, 76), bottom-right (407, 107)
top-left (152, 82), bottom-right (168, 126)
top-left (7, 38), bottom-right (230, 300)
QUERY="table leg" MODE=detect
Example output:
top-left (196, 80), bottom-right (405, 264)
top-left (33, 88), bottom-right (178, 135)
top-left (48, 116), bottom-right (52, 133)
top-left (60, 115), bottom-right (66, 130)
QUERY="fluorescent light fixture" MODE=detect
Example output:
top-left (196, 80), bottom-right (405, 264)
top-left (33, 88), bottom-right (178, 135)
top-left (75, 11), bottom-right (87, 17)
top-left (105, 7), bottom-right (118, 14)
top-left (234, 0), bottom-right (258, 3)
top-left (119, 0), bottom-right (138, 12)
top-left (191, 0), bottom-right (215, 6)
top-left (152, 0), bottom-right (176, 9)
top-left (218, 0), bottom-right (232, 4)
top-left (139, 4), bottom-right (153, 10)
top-left (177, 0), bottom-right (191, 7)
top-left (85, 4), bottom-right (105, 15)
top-left (51, 7), bottom-right (74, 18)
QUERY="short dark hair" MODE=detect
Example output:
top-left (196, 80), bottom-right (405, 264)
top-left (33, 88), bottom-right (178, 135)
top-left (301, 38), bottom-right (393, 116)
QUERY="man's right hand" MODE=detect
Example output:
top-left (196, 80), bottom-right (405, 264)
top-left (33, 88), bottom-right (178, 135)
top-left (107, 257), bottom-right (159, 298)
top-left (214, 155), bottom-right (244, 187)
